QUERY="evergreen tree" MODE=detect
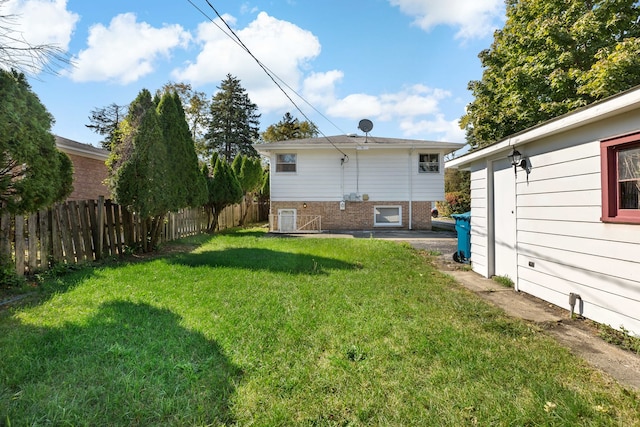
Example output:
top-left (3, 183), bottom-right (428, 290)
top-left (0, 69), bottom-right (73, 215)
top-left (261, 112), bottom-right (318, 142)
top-left (462, 0), bottom-right (640, 148)
top-left (232, 154), bottom-right (264, 225)
top-left (158, 82), bottom-right (210, 155)
top-left (157, 91), bottom-right (207, 209)
top-left (205, 74), bottom-right (260, 163)
top-left (108, 89), bottom-right (170, 251)
top-left (202, 156), bottom-right (243, 232)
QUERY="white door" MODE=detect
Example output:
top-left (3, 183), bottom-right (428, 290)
top-left (278, 209), bottom-right (296, 232)
top-left (492, 158), bottom-right (518, 282)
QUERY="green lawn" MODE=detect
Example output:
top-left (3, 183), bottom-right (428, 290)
top-left (1, 229), bottom-right (638, 426)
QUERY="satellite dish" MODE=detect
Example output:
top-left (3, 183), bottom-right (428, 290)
top-left (358, 119), bottom-right (373, 134)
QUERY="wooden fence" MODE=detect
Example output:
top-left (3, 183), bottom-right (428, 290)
top-left (1, 197), bottom-right (265, 277)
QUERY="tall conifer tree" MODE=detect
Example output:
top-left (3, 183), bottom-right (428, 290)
top-left (206, 74), bottom-right (260, 163)
top-left (108, 89), bottom-right (170, 251)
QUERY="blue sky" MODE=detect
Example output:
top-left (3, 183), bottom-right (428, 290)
top-left (4, 0), bottom-right (506, 148)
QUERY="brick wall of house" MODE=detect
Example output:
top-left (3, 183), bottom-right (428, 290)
top-left (66, 153), bottom-right (111, 201)
top-left (271, 200), bottom-right (432, 230)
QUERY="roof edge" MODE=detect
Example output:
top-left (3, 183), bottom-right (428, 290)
top-left (446, 85), bottom-right (640, 169)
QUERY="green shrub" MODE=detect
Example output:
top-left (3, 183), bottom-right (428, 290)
top-left (437, 191), bottom-right (471, 216)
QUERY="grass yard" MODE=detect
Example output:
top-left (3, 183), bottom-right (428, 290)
top-left (1, 228), bottom-right (638, 426)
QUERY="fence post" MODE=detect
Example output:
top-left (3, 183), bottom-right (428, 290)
top-left (28, 213), bottom-right (38, 272)
top-left (0, 213), bottom-right (12, 272)
top-left (15, 216), bottom-right (25, 276)
top-left (38, 209), bottom-right (50, 270)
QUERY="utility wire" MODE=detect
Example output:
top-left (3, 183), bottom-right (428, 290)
top-left (186, 0), bottom-right (349, 158)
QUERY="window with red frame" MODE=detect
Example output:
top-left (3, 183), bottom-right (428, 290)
top-left (600, 132), bottom-right (640, 224)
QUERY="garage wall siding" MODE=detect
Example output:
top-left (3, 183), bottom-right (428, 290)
top-left (466, 111), bottom-right (640, 335)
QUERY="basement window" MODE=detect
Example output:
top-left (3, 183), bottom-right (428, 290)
top-left (601, 132), bottom-right (640, 224)
top-left (374, 206), bottom-right (402, 227)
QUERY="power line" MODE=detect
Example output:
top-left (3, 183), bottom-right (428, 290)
top-left (185, 0), bottom-right (349, 158)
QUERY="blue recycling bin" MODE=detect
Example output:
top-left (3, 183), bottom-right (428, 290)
top-left (451, 211), bottom-right (471, 263)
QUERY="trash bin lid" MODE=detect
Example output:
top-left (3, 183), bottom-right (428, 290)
top-left (451, 211), bottom-right (471, 220)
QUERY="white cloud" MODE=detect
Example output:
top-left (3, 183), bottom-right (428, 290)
top-left (388, 0), bottom-right (504, 40)
top-left (400, 114), bottom-right (465, 142)
top-left (327, 94), bottom-right (382, 119)
top-left (301, 70), bottom-right (343, 107)
top-left (68, 13), bottom-right (190, 84)
top-left (327, 85), bottom-right (448, 120)
top-left (316, 83), bottom-right (461, 140)
top-left (2, 0), bottom-right (79, 72)
top-left (173, 12), bottom-right (321, 111)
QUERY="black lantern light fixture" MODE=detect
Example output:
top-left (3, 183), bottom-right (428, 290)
top-left (508, 147), bottom-right (527, 176)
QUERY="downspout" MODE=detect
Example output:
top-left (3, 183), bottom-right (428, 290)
top-left (341, 155), bottom-right (345, 199)
top-left (409, 148), bottom-right (413, 230)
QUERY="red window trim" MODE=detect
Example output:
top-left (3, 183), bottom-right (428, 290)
top-left (600, 131), bottom-right (640, 224)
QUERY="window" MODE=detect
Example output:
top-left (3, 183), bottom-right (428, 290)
top-left (374, 206), bottom-right (402, 227)
top-left (419, 153), bottom-right (439, 173)
top-left (276, 153), bottom-right (297, 173)
top-left (601, 132), bottom-right (640, 224)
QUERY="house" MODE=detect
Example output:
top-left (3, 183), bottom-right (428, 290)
top-left (254, 135), bottom-right (463, 232)
top-left (446, 87), bottom-right (640, 336)
top-left (55, 136), bottom-right (111, 201)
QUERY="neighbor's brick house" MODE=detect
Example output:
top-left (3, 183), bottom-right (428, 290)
top-left (55, 136), bottom-right (110, 201)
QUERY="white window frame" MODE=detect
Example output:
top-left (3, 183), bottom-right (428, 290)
top-left (275, 153), bottom-right (297, 173)
top-left (374, 206), bottom-right (402, 227)
top-left (418, 153), bottom-right (440, 173)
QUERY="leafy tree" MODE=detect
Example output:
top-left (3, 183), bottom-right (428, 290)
top-left (86, 103), bottom-right (128, 150)
top-left (231, 154), bottom-right (264, 225)
top-left (462, 0), bottom-right (640, 148)
top-left (157, 91), bottom-right (207, 209)
top-left (445, 168), bottom-right (470, 194)
top-left (0, 0), bottom-right (71, 75)
top-left (202, 155), bottom-right (243, 232)
top-left (0, 69), bottom-right (73, 215)
top-left (261, 112), bottom-right (318, 142)
top-left (205, 74), bottom-right (260, 163)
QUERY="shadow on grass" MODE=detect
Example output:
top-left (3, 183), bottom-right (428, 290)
top-left (168, 247), bottom-right (358, 274)
top-left (1, 301), bottom-right (242, 425)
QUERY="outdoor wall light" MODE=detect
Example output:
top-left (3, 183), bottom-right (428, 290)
top-left (303, 202), bottom-right (307, 208)
top-left (508, 147), bottom-right (528, 176)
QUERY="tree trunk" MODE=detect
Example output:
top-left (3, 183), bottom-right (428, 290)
top-left (239, 194), bottom-right (252, 226)
top-left (206, 206), bottom-right (218, 233)
top-left (148, 213), bottom-right (165, 251)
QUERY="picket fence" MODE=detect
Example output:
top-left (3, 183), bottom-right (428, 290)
top-left (1, 197), bottom-right (264, 277)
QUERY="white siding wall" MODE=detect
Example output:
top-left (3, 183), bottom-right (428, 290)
top-left (270, 149), bottom-right (446, 202)
top-left (516, 118), bottom-right (640, 335)
top-left (469, 163), bottom-right (490, 278)
top-left (468, 112), bottom-right (640, 335)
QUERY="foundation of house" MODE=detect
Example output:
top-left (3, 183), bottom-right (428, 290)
top-left (270, 200), bottom-right (433, 231)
